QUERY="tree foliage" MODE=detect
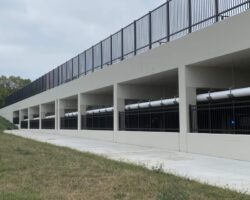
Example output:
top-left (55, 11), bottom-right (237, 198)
top-left (0, 76), bottom-right (31, 108)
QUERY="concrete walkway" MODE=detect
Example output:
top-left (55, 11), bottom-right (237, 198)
top-left (5, 130), bottom-right (250, 194)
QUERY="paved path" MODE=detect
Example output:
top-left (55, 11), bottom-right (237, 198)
top-left (5, 130), bottom-right (250, 194)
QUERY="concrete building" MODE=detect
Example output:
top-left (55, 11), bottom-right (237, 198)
top-left (1, 0), bottom-right (250, 161)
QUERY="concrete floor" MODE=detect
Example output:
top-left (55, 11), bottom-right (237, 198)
top-left (5, 130), bottom-right (250, 194)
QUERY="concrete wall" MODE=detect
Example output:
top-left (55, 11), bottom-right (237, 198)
top-left (187, 133), bottom-right (250, 161)
top-left (1, 10), bottom-right (250, 161)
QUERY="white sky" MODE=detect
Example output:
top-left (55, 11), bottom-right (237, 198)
top-left (0, 0), bottom-right (165, 80)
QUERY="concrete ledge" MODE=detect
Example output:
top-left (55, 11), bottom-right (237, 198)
top-left (77, 130), bottom-right (114, 142)
top-left (5, 129), bottom-right (250, 162)
top-left (114, 131), bottom-right (179, 151)
top-left (187, 133), bottom-right (250, 161)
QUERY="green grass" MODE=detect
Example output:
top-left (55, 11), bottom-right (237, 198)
top-left (0, 116), bottom-right (17, 131)
top-left (0, 132), bottom-right (249, 200)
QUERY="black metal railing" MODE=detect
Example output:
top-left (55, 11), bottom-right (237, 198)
top-left (60, 117), bottom-right (78, 130)
top-left (4, 0), bottom-right (250, 107)
top-left (30, 119), bottom-right (39, 129)
top-left (21, 121), bottom-right (28, 129)
top-left (82, 113), bottom-right (113, 130)
top-left (190, 99), bottom-right (250, 134)
top-left (13, 117), bottom-right (19, 124)
top-left (119, 106), bottom-right (179, 132)
top-left (42, 118), bottom-right (55, 129)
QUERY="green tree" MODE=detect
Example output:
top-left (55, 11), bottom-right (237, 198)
top-left (0, 76), bottom-right (31, 108)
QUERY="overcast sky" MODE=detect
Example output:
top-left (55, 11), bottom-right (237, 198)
top-left (0, 0), bottom-right (165, 81)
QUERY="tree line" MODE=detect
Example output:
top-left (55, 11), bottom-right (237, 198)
top-left (0, 76), bottom-right (31, 108)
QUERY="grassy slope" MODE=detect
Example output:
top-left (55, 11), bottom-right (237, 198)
top-left (0, 116), bottom-right (17, 131)
top-left (0, 132), bottom-right (249, 200)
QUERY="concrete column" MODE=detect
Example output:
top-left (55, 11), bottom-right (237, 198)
top-left (18, 111), bottom-right (21, 129)
top-left (27, 108), bottom-right (30, 130)
top-left (178, 66), bottom-right (197, 152)
top-left (113, 84), bottom-right (125, 132)
top-left (39, 105), bottom-right (42, 129)
top-left (58, 100), bottom-right (64, 130)
top-left (55, 100), bottom-right (58, 130)
top-left (77, 94), bottom-right (81, 130)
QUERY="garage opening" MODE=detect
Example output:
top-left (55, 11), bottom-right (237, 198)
top-left (29, 106), bottom-right (40, 129)
top-left (60, 96), bottom-right (78, 130)
top-left (41, 102), bottom-right (55, 129)
top-left (20, 109), bottom-right (28, 129)
top-left (13, 111), bottom-right (19, 125)
top-left (82, 107), bottom-right (113, 130)
top-left (190, 87), bottom-right (250, 134)
top-left (119, 98), bottom-right (179, 132)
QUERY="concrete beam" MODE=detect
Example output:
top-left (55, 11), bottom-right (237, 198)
top-left (118, 84), bottom-right (177, 100)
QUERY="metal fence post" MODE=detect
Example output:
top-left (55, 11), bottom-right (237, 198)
top-left (110, 35), bottom-right (113, 65)
top-left (77, 54), bottom-right (80, 77)
top-left (121, 28), bottom-right (124, 60)
top-left (92, 46), bottom-right (94, 72)
top-left (84, 51), bottom-right (87, 75)
top-left (166, 1), bottom-right (170, 42)
top-left (100, 41), bottom-right (103, 68)
top-left (148, 11), bottom-right (152, 49)
top-left (134, 21), bottom-right (137, 55)
top-left (188, 0), bottom-right (192, 33)
top-left (215, 0), bottom-right (219, 22)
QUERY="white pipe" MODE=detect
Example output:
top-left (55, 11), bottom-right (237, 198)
top-left (197, 87), bottom-right (250, 102)
top-left (125, 97), bottom-right (178, 110)
top-left (86, 107), bottom-right (114, 115)
top-left (65, 112), bottom-right (78, 117)
top-left (32, 117), bottom-right (40, 120)
top-left (45, 115), bottom-right (55, 119)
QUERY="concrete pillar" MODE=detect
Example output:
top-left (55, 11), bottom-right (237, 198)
top-left (27, 108), bottom-right (30, 130)
top-left (58, 100), bottom-right (64, 130)
top-left (18, 111), bottom-right (21, 129)
top-left (77, 94), bottom-right (81, 130)
top-left (113, 84), bottom-right (125, 132)
top-left (39, 105), bottom-right (42, 129)
top-left (178, 66), bottom-right (197, 152)
top-left (55, 100), bottom-right (58, 130)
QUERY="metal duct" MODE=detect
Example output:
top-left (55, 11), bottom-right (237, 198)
top-left (65, 112), bottom-right (78, 117)
top-left (45, 115), bottom-right (55, 119)
top-left (86, 107), bottom-right (114, 115)
top-left (197, 87), bottom-right (250, 102)
top-left (125, 98), bottom-right (179, 110)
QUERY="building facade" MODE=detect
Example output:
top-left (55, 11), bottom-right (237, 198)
top-left (1, 0), bottom-right (250, 161)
